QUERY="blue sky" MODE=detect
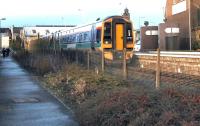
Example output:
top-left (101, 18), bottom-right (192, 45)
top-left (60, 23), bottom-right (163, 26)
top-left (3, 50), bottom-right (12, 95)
top-left (0, 0), bottom-right (166, 29)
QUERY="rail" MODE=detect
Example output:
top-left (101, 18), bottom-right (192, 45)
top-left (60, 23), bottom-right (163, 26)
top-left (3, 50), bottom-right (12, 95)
top-left (135, 51), bottom-right (200, 58)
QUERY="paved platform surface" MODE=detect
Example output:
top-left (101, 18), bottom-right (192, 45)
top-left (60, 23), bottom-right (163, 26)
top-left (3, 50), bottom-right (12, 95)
top-left (0, 57), bottom-right (78, 126)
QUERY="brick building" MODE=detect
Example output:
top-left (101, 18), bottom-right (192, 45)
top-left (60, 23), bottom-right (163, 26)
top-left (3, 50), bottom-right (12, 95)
top-left (140, 26), bottom-right (158, 50)
top-left (159, 0), bottom-right (200, 50)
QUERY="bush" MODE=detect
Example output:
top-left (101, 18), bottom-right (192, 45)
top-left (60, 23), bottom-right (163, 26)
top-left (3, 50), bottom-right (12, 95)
top-left (10, 37), bottom-right (23, 51)
top-left (43, 65), bottom-right (200, 126)
top-left (192, 40), bottom-right (200, 50)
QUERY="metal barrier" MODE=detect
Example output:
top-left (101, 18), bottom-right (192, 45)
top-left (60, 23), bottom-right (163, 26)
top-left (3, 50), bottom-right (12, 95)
top-left (17, 48), bottom-right (200, 90)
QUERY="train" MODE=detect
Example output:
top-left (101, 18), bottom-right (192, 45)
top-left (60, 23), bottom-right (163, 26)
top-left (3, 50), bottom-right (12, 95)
top-left (41, 16), bottom-right (135, 60)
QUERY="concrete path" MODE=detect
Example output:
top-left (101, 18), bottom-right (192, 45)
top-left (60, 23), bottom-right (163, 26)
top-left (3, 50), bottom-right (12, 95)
top-left (0, 57), bottom-right (78, 126)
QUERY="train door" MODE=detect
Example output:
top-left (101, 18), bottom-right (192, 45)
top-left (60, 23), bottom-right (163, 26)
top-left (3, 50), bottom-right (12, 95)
top-left (115, 24), bottom-right (124, 51)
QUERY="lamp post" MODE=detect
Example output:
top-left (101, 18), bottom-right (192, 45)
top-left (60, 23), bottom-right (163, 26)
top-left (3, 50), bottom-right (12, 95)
top-left (0, 18), bottom-right (6, 49)
top-left (188, 0), bottom-right (192, 50)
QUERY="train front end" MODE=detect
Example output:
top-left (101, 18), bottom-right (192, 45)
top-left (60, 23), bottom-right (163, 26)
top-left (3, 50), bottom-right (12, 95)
top-left (101, 16), bottom-right (134, 60)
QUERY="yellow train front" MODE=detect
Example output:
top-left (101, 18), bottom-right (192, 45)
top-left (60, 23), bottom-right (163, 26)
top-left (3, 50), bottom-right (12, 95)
top-left (101, 16), bottom-right (134, 60)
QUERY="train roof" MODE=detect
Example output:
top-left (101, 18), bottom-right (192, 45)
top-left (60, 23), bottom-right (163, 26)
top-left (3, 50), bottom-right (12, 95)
top-left (103, 15), bottom-right (128, 21)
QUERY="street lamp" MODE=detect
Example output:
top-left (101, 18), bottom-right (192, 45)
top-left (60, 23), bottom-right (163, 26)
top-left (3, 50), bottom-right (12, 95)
top-left (188, 0), bottom-right (192, 50)
top-left (0, 18), bottom-right (6, 49)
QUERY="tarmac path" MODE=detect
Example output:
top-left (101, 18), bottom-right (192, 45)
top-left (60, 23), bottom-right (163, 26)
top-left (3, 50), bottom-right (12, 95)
top-left (0, 57), bottom-right (78, 126)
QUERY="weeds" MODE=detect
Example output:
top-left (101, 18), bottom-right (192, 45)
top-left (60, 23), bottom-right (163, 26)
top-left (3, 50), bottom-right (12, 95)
top-left (13, 51), bottom-right (200, 126)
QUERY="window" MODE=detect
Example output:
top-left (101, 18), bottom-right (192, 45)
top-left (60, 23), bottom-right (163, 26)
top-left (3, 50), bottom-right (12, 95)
top-left (173, 0), bottom-right (185, 5)
top-left (96, 29), bottom-right (101, 43)
top-left (45, 30), bottom-right (50, 35)
top-left (32, 30), bottom-right (36, 34)
top-left (165, 27), bottom-right (179, 34)
top-left (84, 32), bottom-right (88, 41)
top-left (145, 30), bottom-right (158, 35)
top-left (126, 23), bottom-right (133, 42)
top-left (72, 35), bottom-right (76, 42)
top-left (103, 22), bottom-right (111, 43)
top-left (79, 34), bottom-right (83, 42)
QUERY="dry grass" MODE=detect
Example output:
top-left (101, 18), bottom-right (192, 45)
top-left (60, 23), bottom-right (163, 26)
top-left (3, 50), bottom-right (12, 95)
top-left (13, 51), bottom-right (200, 126)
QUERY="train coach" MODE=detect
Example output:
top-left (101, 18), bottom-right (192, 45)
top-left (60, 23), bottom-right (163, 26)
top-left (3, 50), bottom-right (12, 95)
top-left (44, 16), bottom-right (135, 60)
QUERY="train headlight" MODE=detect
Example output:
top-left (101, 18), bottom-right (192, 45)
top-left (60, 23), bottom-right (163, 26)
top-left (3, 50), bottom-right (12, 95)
top-left (104, 41), bottom-right (111, 44)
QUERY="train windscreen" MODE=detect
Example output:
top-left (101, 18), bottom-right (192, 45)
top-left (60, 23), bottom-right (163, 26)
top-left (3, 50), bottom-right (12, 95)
top-left (96, 29), bottom-right (101, 43)
top-left (103, 22), bottom-right (112, 44)
top-left (126, 23), bottom-right (133, 43)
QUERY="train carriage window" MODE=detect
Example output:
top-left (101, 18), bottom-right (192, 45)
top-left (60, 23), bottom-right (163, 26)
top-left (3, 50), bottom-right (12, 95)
top-left (32, 29), bottom-right (36, 34)
top-left (72, 35), bottom-right (76, 43)
top-left (69, 36), bottom-right (72, 42)
top-left (80, 34), bottom-right (83, 42)
top-left (126, 23), bottom-right (133, 42)
top-left (103, 22), bottom-right (111, 43)
top-left (96, 29), bottom-right (101, 43)
top-left (75, 34), bottom-right (79, 43)
top-left (62, 37), bottom-right (65, 42)
top-left (84, 32), bottom-right (88, 42)
top-left (67, 36), bottom-right (69, 42)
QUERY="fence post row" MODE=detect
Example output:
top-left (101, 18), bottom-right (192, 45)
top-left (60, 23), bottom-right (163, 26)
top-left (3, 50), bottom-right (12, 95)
top-left (156, 48), bottom-right (161, 89)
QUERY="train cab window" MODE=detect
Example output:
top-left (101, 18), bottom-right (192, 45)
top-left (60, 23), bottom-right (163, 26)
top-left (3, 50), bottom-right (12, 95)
top-left (126, 23), bottom-right (133, 42)
top-left (96, 29), bottom-right (101, 43)
top-left (103, 22), bottom-right (112, 43)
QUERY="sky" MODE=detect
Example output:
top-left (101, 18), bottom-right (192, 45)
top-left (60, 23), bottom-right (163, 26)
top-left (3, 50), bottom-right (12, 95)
top-left (0, 0), bottom-right (166, 29)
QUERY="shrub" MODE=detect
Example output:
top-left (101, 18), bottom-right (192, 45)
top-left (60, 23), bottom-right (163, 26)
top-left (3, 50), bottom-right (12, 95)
top-left (192, 40), bottom-right (200, 50)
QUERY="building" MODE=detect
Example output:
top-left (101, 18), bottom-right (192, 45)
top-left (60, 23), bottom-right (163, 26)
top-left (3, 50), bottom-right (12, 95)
top-left (122, 8), bottom-right (130, 20)
top-left (0, 28), bottom-right (12, 49)
top-left (21, 25), bottom-right (75, 50)
top-left (11, 26), bottom-right (23, 41)
top-left (140, 26), bottom-right (158, 51)
top-left (159, 0), bottom-right (200, 50)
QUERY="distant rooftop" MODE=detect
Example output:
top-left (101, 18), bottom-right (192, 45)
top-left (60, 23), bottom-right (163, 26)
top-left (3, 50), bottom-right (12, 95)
top-left (35, 25), bottom-right (76, 27)
top-left (0, 28), bottom-right (11, 33)
top-left (12, 27), bottom-right (23, 34)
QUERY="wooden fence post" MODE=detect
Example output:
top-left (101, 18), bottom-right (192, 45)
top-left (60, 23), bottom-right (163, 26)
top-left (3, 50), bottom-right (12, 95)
top-left (76, 49), bottom-right (78, 64)
top-left (87, 50), bottom-right (90, 70)
top-left (156, 48), bottom-right (161, 89)
top-left (102, 48), bottom-right (105, 73)
top-left (123, 48), bottom-right (127, 79)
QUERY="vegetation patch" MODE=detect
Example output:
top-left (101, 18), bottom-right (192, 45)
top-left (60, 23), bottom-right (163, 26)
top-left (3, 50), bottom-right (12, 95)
top-left (13, 51), bottom-right (200, 126)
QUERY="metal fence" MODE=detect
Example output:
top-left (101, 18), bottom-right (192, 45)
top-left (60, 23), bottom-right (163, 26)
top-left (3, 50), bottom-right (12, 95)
top-left (29, 48), bottom-right (200, 90)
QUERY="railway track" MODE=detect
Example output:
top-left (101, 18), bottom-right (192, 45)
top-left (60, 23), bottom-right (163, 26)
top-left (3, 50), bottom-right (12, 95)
top-left (135, 51), bottom-right (200, 58)
top-left (41, 50), bottom-right (200, 89)
top-left (104, 64), bottom-right (200, 89)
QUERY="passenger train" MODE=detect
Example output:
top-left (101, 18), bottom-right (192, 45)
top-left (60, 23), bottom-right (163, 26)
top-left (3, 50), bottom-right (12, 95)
top-left (42, 16), bottom-right (135, 60)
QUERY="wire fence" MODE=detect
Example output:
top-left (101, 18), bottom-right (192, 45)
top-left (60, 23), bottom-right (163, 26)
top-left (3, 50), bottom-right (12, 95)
top-left (22, 48), bottom-right (200, 90)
